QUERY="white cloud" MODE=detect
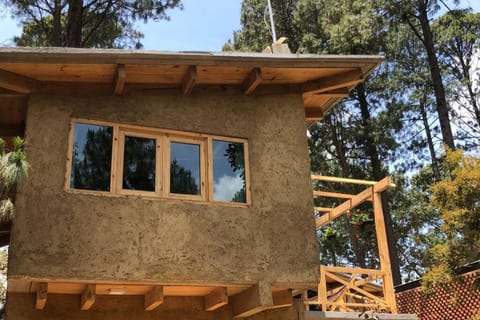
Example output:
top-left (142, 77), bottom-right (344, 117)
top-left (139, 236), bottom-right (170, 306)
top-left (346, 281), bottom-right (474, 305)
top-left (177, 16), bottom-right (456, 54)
top-left (214, 174), bottom-right (243, 201)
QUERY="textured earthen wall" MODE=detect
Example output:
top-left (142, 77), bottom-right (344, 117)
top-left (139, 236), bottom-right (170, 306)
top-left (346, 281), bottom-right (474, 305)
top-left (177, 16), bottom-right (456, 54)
top-left (8, 93), bottom-right (318, 286)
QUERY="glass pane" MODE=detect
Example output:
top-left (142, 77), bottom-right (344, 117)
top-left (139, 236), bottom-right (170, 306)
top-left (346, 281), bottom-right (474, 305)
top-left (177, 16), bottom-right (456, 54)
top-left (70, 123), bottom-right (113, 191)
top-left (170, 142), bottom-right (200, 195)
top-left (212, 140), bottom-right (246, 203)
top-left (122, 136), bottom-right (156, 192)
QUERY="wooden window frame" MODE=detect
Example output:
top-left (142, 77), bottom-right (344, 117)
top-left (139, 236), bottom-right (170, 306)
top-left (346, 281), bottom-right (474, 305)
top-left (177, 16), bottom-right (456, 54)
top-left (65, 118), bottom-right (251, 206)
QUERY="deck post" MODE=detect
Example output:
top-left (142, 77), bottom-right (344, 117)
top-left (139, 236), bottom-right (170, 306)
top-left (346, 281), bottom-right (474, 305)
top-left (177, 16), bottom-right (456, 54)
top-left (372, 181), bottom-right (398, 313)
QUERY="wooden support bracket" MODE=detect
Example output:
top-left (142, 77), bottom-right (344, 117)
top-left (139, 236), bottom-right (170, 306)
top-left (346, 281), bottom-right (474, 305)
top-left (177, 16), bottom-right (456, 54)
top-left (231, 281), bottom-right (273, 318)
top-left (0, 68), bottom-right (40, 94)
top-left (242, 68), bottom-right (262, 95)
top-left (113, 64), bottom-right (126, 95)
top-left (80, 284), bottom-right (96, 310)
top-left (204, 287), bottom-right (228, 311)
top-left (302, 69), bottom-right (363, 94)
top-left (35, 282), bottom-right (48, 310)
top-left (145, 286), bottom-right (164, 311)
top-left (182, 66), bottom-right (197, 95)
top-left (272, 289), bottom-right (293, 308)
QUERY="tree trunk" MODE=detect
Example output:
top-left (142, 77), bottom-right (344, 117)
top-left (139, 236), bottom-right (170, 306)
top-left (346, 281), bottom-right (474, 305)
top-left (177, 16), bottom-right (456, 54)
top-left (419, 94), bottom-right (441, 181)
top-left (52, 0), bottom-right (62, 46)
top-left (67, 0), bottom-right (84, 47)
top-left (417, 2), bottom-right (455, 150)
top-left (357, 83), bottom-right (402, 285)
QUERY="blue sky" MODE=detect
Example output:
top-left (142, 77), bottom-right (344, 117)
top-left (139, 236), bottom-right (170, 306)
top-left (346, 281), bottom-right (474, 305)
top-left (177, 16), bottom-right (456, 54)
top-left (0, 0), bottom-right (479, 51)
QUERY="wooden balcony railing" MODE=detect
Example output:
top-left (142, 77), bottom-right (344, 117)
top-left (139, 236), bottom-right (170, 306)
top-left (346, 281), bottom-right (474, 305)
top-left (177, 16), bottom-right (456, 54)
top-left (309, 175), bottom-right (398, 314)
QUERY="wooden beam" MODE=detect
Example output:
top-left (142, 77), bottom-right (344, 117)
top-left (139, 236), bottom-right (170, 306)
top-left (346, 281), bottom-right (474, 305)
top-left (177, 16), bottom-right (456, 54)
top-left (0, 124), bottom-right (25, 137)
top-left (144, 286), bottom-right (164, 311)
top-left (182, 66), bottom-right (197, 95)
top-left (313, 190), bottom-right (355, 199)
top-left (312, 175), bottom-right (376, 186)
top-left (313, 88), bottom-right (350, 98)
top-left (204, 287), bottom-right (228, 311)
top-left (305, 108), bottom-right (324, 121)
top-left (231, 281), bottom-right (273, 318)
top-left (35, 282), bottom-right (48, 310)
top-left (315, 187), bottom-right (373, 228)
top-left (0, 68), bottom-right (40, 94)
top-left (302, 69), bottom-right (363, 94)
top-left (314, 207), bottom-right (333, 212)
top-left (80, 284), bottom-right (96, 310)
top-left (272, 289), bottom-right (293, 308)
top-left (242, 68), bottom-right (262, 95)
top-left (113, 64), bottom-right (126, 95)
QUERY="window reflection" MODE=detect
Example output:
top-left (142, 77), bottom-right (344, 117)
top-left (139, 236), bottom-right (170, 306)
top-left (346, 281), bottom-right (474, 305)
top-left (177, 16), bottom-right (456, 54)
top-left (123, 136), bottom-right (156, 191)
top-left (212, 140), bottom-right (246, 203)
top-left (170, 142), bottom-right (200, 195)
top-left (71, 123), bottom-right (113, 191)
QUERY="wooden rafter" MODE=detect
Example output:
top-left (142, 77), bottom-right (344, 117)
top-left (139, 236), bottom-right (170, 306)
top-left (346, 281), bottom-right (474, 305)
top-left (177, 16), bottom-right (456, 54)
top-left (313, 190), bottom-right (355, 199)
top-left (302, 69), bottom-right (363, 94)
top-left (80, 284), bottom-right (96, 310)
top-left (313, 88), bottom-right (350, 98)
top-left (0, 68), bottom-right (40, 94)
top-left (35, 282), bottom-right (48, 310)
top-left (182, 66), bottom-right (197, 95)
top-left (242, 68), bottom-right (262, 95)
top-left (231, 281), bottom-right (273, 318)
top-left (144, 286), bottom-right (164, 311)
top-left (113, 64), bottom-right (126, 96)
top-left (305, 108), bottom-right (324, 121)
top-left (204, 287), bottom-right (228, 311)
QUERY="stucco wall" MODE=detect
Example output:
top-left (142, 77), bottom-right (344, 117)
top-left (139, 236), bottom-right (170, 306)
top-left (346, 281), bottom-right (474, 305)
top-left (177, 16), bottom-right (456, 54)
top-left (9, 92), bottom-right (318, 286)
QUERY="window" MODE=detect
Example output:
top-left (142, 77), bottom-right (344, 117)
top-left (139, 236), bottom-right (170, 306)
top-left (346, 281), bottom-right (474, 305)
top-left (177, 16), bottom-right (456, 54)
top-left (70, 123), bottom-right (113, 191)
top-left (67, 119), bottom-right (249, 204)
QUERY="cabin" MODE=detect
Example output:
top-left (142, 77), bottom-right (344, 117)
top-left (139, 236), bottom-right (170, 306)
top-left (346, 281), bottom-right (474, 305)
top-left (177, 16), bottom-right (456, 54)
top-left (0, 47), bottom-right (415, 320)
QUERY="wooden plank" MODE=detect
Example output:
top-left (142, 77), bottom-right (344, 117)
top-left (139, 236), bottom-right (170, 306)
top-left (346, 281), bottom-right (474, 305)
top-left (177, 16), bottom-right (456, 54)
top-left (80, 284), bottom-right (96, 310)
top-left (322, 265), bottom-right (385, 276)
top-left (0, 124), bottom-right (25, 137)
top-left (313, 190), bottom-right (355, 199)
top-left (35, 282), bottom-right (48, 310)
top-left (314, 207), bottom-right (332, 212)
top-left (315, 187), bottom-right (373, 228)
top-left (0, 68), bottom-right (40, 93)
top-left (302, 69), bottom-right (363, 94)
top-left (272, 289), bottom-right (293, 308)
top-left (144, 286), bottom-right (164, 311)
top-left (305, 108), bottom-right (324, 121)
top-left (182, 66), bottom-right (197, 95)
top-left (242, 68), bottom-right (262, 95)
top-left (231, 281), bottom-right (273, 318)
top-left (113, 64), bottom-right (126, 95)
top-left (311, 175), bottom-right (377, 186)
top-left (204, 287), bottom-right (228, 311)
top-left (313, 88), bottom-right (350, 97)
top-left (373, 190), bottom-right (398, 313)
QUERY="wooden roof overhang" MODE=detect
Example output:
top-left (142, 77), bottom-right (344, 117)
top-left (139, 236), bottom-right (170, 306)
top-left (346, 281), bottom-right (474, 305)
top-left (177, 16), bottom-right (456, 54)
top-left (0, 47), bottom-right (383, 138)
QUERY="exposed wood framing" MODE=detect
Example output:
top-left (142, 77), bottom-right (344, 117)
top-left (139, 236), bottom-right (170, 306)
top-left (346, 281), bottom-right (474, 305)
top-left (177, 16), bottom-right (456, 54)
top-left (231, 281), bottom-right (273, 318)
top-left (144, 286), bottom-right (164, 311)
top-left (313, 88), bottom-right (350, 98)
top-left (313, 190), bottom-right (355, 199)
top-left (373, 191), bottom-right (398, 313)
top-left (35, 282), bottom-right (48, 310)
top-left (313, 174), bottom-right (394, 187)
top-left (305, 108), bottom-right (324, 121)
top-left (113, 64), bottom-right (126, 95)
top-left (314, 207), bottom-right (333, 212)
top-left (204, 287), bottom-right (228, 311)
top-left (272, 289), bottom-right (293, 308)
top-left (242, 68), bottom-right (262, 95)
top-left (0, 68), bottom-right (40, 94)
top-left (80, 284), bottom-right (96, 310)
top-left (182, 66), bottom-right (197, 95)
top-left (302, 69), bottom-right (363, 94)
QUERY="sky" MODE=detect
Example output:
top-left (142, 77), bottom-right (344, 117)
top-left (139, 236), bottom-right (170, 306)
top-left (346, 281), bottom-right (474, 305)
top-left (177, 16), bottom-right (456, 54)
top-left (0, 0), bottom-right (479, 51)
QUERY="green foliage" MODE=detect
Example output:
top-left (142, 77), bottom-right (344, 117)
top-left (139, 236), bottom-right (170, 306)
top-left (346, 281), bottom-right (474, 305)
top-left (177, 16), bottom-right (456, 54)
top-left (422, 149), bottom-right (480, 290)
top-left (5, 0), bottom-right (182, 48)
top-left (0, 137), bottom-right (29, 223)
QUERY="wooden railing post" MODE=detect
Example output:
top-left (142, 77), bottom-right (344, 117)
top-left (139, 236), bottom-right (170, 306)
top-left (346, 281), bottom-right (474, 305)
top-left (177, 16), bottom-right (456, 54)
top-left (319, 266), bottom-right (328, 311)
top-left (372, 182), bottom-right (398, 313)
